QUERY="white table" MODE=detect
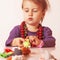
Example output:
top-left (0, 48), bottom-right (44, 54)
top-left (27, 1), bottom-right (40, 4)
top-left (0, 47), bottom-right (60, 60)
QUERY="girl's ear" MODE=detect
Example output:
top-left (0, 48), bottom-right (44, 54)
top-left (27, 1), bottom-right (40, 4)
top-left (40, 11), bottom-right (46, 23)
top-left (42, 11), bottom-right (46, 19)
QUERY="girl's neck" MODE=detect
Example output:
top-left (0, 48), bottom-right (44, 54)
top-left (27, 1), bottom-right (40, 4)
top-left (26, 23), bottom-right (39, 32)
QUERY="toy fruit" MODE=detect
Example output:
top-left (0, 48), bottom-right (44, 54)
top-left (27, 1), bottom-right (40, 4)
top-left (7, 56), bottom-right (12, 60)
top-left (21, 39), bottom-right (31, 55)
top-left (5, 48), bottom-right (13, 53)
top-left (0, 48), bottom-right (13, 58)
top-left (13, 48), bottom-right (22, 55)
top-left (0, 53), bottom-right (7, 58)
top-left (23, 39), bottom-right (31, 48)
top-left (21, 47), bottom-right (31, 55)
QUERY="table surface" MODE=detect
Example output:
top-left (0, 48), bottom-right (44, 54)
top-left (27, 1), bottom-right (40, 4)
top-left (0, 47), bottom-right (60, 60)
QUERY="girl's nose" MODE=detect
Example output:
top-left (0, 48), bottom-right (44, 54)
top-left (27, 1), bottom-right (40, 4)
top-left (29, 11), bottom-right (33, 16)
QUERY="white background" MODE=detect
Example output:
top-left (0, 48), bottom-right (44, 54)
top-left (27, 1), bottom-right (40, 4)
top-left (0, 0), bottom-right (60, 50)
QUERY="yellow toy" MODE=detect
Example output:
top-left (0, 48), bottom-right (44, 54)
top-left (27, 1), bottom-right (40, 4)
top-left (23, 39), bottom-right (31, 48)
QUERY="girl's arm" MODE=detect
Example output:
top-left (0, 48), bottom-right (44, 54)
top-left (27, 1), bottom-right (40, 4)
top-left (42, 27), bottom-right (56, 47)
top-left (5, 25), bottom-right (20, 46)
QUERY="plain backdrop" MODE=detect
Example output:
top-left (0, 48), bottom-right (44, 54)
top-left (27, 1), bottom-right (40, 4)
top-left (0, 0), bottom-right (60, 50)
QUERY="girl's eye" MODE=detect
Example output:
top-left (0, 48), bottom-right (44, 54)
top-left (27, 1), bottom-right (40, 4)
top-left (33, 9), bottom-right (38, 12)
top-left (25, 9), bottom-right (29, 12)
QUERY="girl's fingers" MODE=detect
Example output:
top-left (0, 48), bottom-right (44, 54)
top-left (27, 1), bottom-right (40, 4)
top-left (31, 36), bottom-right (40, 46)
top-left (17, 40), bottom-right (23, 47)
top-left (16, 38), bottom-right (24, 47)
top-left (26, 36), bottom-right (29, 39)
top-left (19, 38), bottom-right (25, 42)
top-left (19, 38), bottom-right (25, 44)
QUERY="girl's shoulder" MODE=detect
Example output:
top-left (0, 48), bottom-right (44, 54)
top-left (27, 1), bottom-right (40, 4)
top-left (12, 25), bottom-right (20, 30)
top-left (42, 26), bottom-right (52, 34)
top-left (10, 25), bottom-right (20, 32)
top-left (42, 26), bottom-right (52, 31)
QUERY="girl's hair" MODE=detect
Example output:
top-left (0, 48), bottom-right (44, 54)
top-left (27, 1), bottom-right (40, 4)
top-left (22, 0), bottom-right (50, 12)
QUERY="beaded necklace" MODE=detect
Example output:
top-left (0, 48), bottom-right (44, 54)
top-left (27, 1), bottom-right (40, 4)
top-left (20, 21), bottom-right (43, 39)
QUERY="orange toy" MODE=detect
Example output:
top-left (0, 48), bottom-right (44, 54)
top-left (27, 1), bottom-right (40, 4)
top-left (7, 56), bottom-right (12, 60)
top-left (21, 47), bottom-right (31, 55)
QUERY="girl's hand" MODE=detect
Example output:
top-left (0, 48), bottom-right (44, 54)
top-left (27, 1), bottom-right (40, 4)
top-left (11, 38), bottom-right (24, 47)
top-left (28, 36), bottom-right (41, 47)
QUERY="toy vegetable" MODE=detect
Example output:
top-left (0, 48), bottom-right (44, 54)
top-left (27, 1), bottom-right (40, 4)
top-left (0, 48), bottom-right (13, 58)
top-left (23, 39), bottom-right (31, 48)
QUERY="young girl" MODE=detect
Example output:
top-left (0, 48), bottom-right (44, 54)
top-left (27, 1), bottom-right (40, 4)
top-left (5, 0), bottom-right (55, 47)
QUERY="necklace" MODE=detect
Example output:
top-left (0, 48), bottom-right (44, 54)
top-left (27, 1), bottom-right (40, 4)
top-left (20, 21), bottom-right (43, 39)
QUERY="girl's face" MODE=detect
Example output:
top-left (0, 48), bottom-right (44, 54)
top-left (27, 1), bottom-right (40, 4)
top-left (22, 0), bottom-right (43, 25)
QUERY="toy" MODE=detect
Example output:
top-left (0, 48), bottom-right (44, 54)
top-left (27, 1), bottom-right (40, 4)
top-left (5, 48), bottom-right (13, 53)
top-left (13, 48), bottom-right (22, 55)
top-left (0, 48), bottom-right (13, 58)
top-left (23, 39), bottom-right (31, 48)
top-left (21, 39), bottom-right (31, 55)
top-left (0, 39), bottom-right (31, 59)
top-left (21, 47), bottom-right (31, 55)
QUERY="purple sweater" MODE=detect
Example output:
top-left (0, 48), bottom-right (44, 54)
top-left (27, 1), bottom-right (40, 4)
top-left (5, 25), bottom-right (56, 47)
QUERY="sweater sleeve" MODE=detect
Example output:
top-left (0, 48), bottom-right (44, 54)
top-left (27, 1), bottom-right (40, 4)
top-left (42, 27), bottom-right (56, 47)
top-left (5, 25), bottom-right (20, 46)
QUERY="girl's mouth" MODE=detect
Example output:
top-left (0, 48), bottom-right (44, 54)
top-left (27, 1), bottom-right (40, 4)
top-left (28, 18), bottom-right (33, 20)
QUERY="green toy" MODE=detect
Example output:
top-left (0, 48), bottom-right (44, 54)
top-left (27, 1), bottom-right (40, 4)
top-left (0, 53), bottom-right (7, 58)
top-left (23, 39), bottom-right (31, 48)
top-left (0, 52), bottom-right (13, 58)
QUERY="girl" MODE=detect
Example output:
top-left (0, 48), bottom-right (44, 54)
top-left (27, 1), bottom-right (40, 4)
top-left (5, 0), bottom-right (55, 47)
